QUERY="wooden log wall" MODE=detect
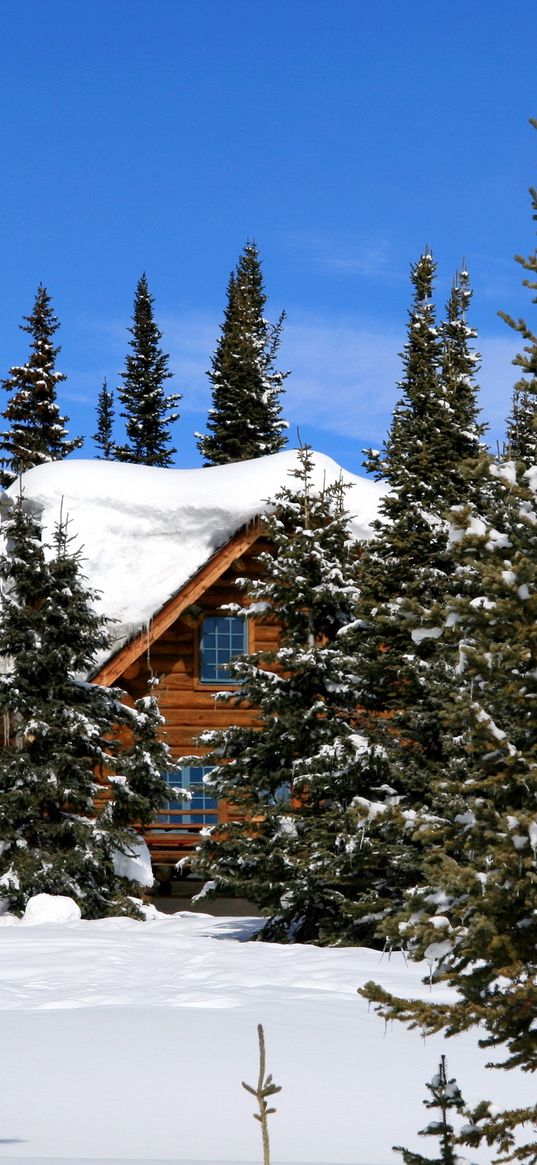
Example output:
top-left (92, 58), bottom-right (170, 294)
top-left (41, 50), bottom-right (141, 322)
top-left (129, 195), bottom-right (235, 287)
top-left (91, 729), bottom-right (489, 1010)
top-left (120, 536), bottom-right (280, 760)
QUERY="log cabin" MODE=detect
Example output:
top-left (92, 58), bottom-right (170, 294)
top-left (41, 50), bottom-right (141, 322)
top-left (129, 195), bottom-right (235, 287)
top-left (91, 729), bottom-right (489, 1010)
top-left (3, 451), bottom-right (383, 877)
top-left (91, 515), bottom-right (278, 873)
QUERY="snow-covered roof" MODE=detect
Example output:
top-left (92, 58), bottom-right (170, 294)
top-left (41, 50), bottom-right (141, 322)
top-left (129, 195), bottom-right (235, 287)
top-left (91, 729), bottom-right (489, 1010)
top-left (6, 450), bottom-right (385, 660)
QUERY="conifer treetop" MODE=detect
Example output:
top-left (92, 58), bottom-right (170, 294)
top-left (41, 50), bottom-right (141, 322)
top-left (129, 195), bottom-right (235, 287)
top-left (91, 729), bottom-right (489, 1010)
top-left (92, 379), bottom-right (115, 460)
top-left (117, 273), bottom-right (181, 466)
top-left (358, 254), bottom-right (487, 630)
top-left (0, 284), bottom-right (83, 487)
top-left (394, 1056), bottom-right (468, 1165)
top-left (197, 241), bottom-right (289, 465)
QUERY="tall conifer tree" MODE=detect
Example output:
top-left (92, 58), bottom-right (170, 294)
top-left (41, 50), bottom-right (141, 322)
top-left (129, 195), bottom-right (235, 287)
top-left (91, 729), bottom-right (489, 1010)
top-left (355, 255), bottom-right (485, 734)
top-left (0, 497), bottom-right (169, 917)
top-left (117, 274), bottom-right (181, 466)
top-left (197, 242), bottom-right (288, 465)
top-left (194, 448), bottom-right (386, 944)
top-left (0, 286), bottom-right (82, 488)
top-left (339, 256), bottom-right (488, 931)
top-left (361, 455), bottom-right (537, 1163)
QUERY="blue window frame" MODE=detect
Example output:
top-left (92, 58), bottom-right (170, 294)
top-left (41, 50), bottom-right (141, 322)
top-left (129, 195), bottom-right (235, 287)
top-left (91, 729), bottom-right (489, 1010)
top-left (159, 765), bottom-right (217, 824)
top-left (200, 614), bottom-right (247, 683)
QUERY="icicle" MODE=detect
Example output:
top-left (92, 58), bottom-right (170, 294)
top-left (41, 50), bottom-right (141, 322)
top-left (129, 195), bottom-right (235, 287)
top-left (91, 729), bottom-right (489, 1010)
top-left (145, 618), bottom-right (153, 674)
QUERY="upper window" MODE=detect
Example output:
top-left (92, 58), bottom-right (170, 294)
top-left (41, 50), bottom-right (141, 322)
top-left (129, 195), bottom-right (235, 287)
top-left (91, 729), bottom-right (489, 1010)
top-left (200, 615), bottom-right (247, 684)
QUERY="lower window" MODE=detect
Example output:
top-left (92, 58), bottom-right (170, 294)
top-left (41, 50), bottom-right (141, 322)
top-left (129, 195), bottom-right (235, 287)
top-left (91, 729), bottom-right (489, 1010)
top-left (159, 765), bottom-right (217, 824)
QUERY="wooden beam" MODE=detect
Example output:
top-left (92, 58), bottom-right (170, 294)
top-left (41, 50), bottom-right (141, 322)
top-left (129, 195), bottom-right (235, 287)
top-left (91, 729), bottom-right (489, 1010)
top-left (93, 520), bottom-right (265, 687)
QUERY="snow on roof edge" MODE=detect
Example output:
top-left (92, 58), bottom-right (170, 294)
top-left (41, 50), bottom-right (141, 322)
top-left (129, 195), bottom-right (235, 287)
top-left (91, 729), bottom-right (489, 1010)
top-left (4, 451), bottom-right (385, 668)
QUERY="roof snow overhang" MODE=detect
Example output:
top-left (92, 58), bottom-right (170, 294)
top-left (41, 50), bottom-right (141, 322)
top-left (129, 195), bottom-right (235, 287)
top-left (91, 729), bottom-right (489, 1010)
top-left (92, 517), bottom-right (265, 687)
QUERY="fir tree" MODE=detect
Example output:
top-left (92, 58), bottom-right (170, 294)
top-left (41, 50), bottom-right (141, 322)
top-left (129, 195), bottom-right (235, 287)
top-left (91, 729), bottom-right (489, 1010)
top-left (194, 447), bottom-right (389, 945)
top-left (394, 1057), bottom-right (468, 1165)
top-left (336, 256), bottom-right (489, 936)
top-left (499, 119), bottom-right (537, 467)
top-left (352, 255), bottom-right (486, 791)
top-left (361, 456), bottom-right (537, 1163)
top-left (0, 285), bottom-right (83, 488)
top-left (362, 255), bottom-right (485, 625)
top-left (93, 379), bottom-right (115, 459)
top-left (117, 274), bottom-right (181, 466)
top-left (197, 242), bottom-right (288, 465)
top-left (0, 496), bottom-right (169, 917)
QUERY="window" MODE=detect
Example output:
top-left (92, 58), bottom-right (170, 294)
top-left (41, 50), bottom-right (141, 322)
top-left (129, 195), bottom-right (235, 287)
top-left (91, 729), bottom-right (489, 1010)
top-left (159, 766), bottom-right (217, 824)
top-left (200, 614), bottom-right (247, 683)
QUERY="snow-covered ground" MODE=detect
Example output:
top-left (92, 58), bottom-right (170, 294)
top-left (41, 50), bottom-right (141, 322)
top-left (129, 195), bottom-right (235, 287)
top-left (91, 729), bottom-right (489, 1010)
top-left (0, 901), bottom-right (532, 1165)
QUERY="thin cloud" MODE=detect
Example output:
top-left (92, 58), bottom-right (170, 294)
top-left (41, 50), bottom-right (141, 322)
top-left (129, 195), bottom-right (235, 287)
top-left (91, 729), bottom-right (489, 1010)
top-left (283, 231), bottom-right (401, 280)
top-left (163, 312), bottom-right (522, 448)
top-left (281, 317), bottom-right (519, 449)
top-left (68, 309), bottom-right (521, 458)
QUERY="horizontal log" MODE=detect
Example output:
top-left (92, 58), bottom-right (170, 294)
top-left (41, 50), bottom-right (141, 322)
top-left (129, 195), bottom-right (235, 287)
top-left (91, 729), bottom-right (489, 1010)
top-left (152, 649), bottom-right (194, 666)
top-left (158, 690), bottom-right (252, 710)
top-left (158, 709), bottom-right (260, 727)
top-left (152, 627), bottom-right (194, 643)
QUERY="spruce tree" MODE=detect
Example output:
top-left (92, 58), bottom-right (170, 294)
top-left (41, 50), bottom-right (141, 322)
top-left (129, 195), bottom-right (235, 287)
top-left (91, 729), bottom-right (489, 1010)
top-left (336, 256), bottom-right (488, 935)
top-left (0, 496), bottom-right (169, 917)
top-left (394, 1057), bottom-right (468, 1165)
top-left (362, 256), bottom-right (485, 638)
top-left (117, 274), bottom-right (181, 466)
top-left (93, 379), bottom-right (115, 459)
top-left (194, 447), bottom-right (389, 945)
top-left (0, 285), bottom-right (83, 488)
top-left (361, 456), bottom-right (537, 1163)
top-left (197, 242), bottom-right (288, 465)
top-left (499, 119), bottom-right (537, 467)
top-left (352, 256), bottom-right (486, 789)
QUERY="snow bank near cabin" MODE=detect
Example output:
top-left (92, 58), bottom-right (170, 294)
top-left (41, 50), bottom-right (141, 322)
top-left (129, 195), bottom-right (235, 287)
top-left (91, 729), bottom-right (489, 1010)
top-left (0, 910), bottom-right (532, 1164)
top-left (5, 451), bottom-right (384, 662)
top-left (20, 892), bottom-right (82, 925)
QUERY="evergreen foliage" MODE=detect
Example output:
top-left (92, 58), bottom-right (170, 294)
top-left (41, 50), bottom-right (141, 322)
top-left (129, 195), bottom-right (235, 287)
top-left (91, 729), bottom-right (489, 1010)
top-left (0, 285), bottom-right (83, 488)
top-left (394, 1056), bottom-right (467, 1165)
top-left (335, 257), bottom-right (488, 931)
top-left (93, 379), bottom-right (116, 459)
top-left (359, 255), bottom-right (485, 701)
top-left (197, 242), bottom-right (288, 464)
top-left (360, 455), bottom-right (537, 1163)
top-left (117, 274), bottom-right (180, 466)
top-left (364, 253), bottom-right (485, 594)
top-left (194, 446), bottom-right (390, 944)
top-left (500, 120), bottom-right (537, 467)
top-left (0, 495), bottom-right (169, 917)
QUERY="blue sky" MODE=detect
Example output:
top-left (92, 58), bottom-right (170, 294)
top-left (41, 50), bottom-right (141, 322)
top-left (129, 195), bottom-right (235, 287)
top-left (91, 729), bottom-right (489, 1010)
top-left (1, 0), bottom-right (537, 473)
